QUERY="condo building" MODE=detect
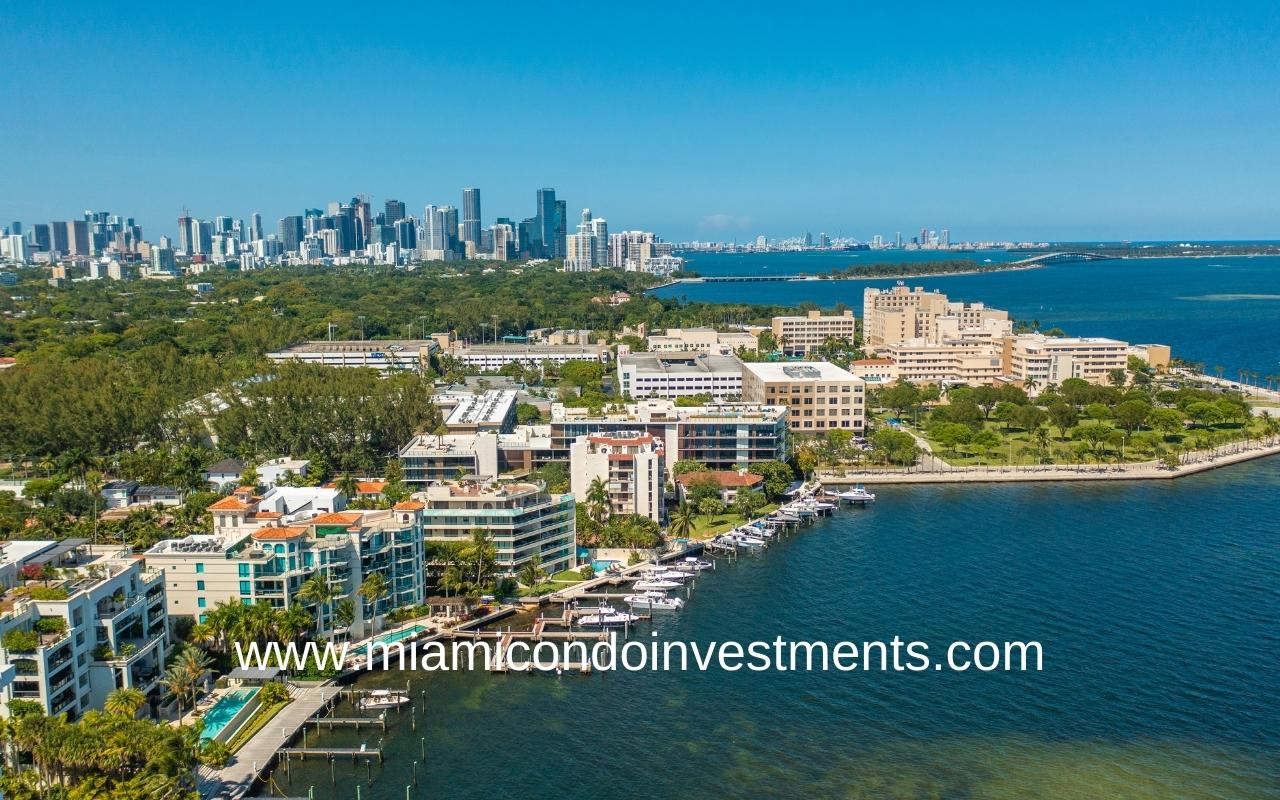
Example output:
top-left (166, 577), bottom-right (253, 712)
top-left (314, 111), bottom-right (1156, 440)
top-left (740, 362), bottom-right (866, 433)
top-left (570, 432), bottom-right (666, 522)
top-left (617, 353), bottom-right (744, 399)
top-left (862, 285), bottom-right (1010, 353)
top-left (420, 481), bottom-right (576, 574)
top-left (771, 310), bottom-right (858, 356)
top-left (0, 544), bottom-right (169, 720)
top-left (145, 487), bottom-right (423, 639)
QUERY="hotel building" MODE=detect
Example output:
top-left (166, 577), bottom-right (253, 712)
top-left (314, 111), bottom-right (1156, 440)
top-left (570, 432), bottom-right (666, 522)
top-left (862, 285), bottom-right (1010, 353)
top-left (771, 310), bottom-right (857, 356)
top-left (740, 362), bottom-right (865, 434)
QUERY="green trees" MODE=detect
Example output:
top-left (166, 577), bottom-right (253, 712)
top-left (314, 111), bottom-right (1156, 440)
top-left (357, 572), bottom-right (391, 621)
top-left (585, 477), bottom-right (610, 526)
top-left (518, 554), bottom-right (546, 588)
top-left (1048, 403), bottom-right (1079, 439)
top-left (670, 459), bottom-right (709, 476)
top-left (748, 460), bottom-right (795, 501)
top-left (870, 429), bottom-right (920, 466)
top-left (731, 489), bottom-right (766, 522)
top-left (295, 573), bottom-right (335, 636)
top-left (668, 503), bottom-right (697, 539)
top-left (104, 687), bottom-right (147, 717)
top-left (880, 380), bottom-right (922, 418)
top-left (697, 497), bottom-right (725, 525)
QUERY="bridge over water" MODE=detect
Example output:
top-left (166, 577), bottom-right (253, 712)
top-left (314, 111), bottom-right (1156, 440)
top-left (658, 251), bottom-right (1118, 284)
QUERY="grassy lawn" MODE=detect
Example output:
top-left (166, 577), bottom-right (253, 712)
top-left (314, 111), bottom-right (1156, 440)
top-left (913, 418), bottom-right (1268, 467)
top-left (517, 568), bottom-right (591, 597)
top-left (688, 503), bottom-right (779, 540)
top-left (225, 700), bottom-right (290, 752)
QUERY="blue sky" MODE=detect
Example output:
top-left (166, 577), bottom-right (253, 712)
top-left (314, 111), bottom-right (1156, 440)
top-left (2, 1), bottom-right (1278, 242)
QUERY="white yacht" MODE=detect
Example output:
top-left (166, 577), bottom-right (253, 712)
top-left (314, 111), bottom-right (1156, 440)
top-left (358, 689), bottom-right (411, 710)
top-left (624, 591), bottom-right (685, 611)
top-left (633, 578), bottom-right (682, 591)
top-left (578, 603), bottom-right (640, 627)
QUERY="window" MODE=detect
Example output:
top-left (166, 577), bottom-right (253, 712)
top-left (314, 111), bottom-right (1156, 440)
top-left (238, 564), bottom-right (249, 577)
top-left (196, 580), bottom-right (205, 591)
top-left (197, 597), bottom-right (206, 608)
top-left (239, 581), bottom-right (251, 595)
top-left (195, 563), bottom-right (204, 574)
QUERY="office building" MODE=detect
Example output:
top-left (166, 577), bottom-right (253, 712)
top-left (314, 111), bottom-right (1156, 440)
top-left (461, 188), bottom-right (481, 250)
top-left (861, 285), bottom-right (1010, 353)
top-left (570, 432), bottom-right (665, 521)
top-left (770, 310), bottom-right (858, 356)
top-left (645, 327), bottom-right (759, 355)
top-left (267, 340), bottom-right (439, 375)
top-left (384, 199), bottom-right (406, 225)
top-left (617, 353), bottom-right (744, 399)
top-left (740, 362), bottom-right (866, 434)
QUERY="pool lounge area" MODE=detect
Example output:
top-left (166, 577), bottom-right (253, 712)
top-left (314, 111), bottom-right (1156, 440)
top-left (362, 624), bottom-right (428, 655)
top-left (199, 687), bottom-right (260, 742)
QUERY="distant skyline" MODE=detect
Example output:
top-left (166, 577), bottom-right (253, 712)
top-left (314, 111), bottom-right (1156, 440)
top-left (3, 2), bottom-right (1279, 242)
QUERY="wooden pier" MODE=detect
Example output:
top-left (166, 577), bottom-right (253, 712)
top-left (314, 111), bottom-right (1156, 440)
top-left (280, 747), bottom-right (383, 763)
top-left (307, 714), bottom-right (387, 732)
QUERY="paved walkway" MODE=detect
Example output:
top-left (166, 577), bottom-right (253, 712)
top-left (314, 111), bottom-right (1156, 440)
top-left (820, 441), bottom-right (1280, 485)
top-left (198, 685), bottom-right (341, 799)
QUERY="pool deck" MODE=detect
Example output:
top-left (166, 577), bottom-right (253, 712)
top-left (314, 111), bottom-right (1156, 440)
top-left (197, 685), bottom-right (341, 799)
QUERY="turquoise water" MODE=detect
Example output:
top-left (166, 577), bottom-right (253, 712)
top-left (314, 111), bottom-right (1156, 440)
top-left (258, 459), bottom-right (1280, 799)
top-left (200, 687), bottom-right (257, 742)
top-left (654, 252), bottom-right (1280, 379)
top-left (363, 625), bottom-right (427, 654)
top-left (591, 559), bottom-right (619, 573)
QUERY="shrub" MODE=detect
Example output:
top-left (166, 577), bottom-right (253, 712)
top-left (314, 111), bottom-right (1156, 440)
top-left (578, 565), bottom-right (595, 580)
top-left (2, 629), bottom-right (40, 652)
top-left (197, 739), bottom-right (232, 768)
top-left (257, 681), bottom-right (290, 705)
top-left (25, 587), bottom-right (69, 601)
top-left (34, 617), bottom-right (66, 635)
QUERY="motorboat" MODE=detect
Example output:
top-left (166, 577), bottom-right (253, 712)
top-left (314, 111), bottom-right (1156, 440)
top-left (834, 486), bottom-right (876, 503)
top-left (639, 567), bottom-right (688, 581)
top-left (578, 603), bottom-right (640, 626)
top-left (679, 557), bottom-right (713, 571)
top-left (358, 689), bottom-right (411, 710)
top-left (624, 591), bottom-right (685, 611)
top-left (633, 578), bottom-right (682, 591)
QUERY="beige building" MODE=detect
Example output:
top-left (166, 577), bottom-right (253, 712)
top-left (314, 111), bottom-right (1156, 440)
top-left (771, 310), bottom-right (857, 356)
top-left (740, 362), bottom-right (865, 434)
top-left (1002, 335), bottom-right (1130, 385)
top-left (570, 432), bottom-right (665, 521)
top-left (646, 327), bottom-right (759, 355)
top-left (862, 285), bottom-right (1009, 353)
top-left (878, 341), bottom-right (1006, 385)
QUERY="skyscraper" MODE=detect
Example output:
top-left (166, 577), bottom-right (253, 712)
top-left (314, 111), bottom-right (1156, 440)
top-left (67, 220), bottom-right (90, 256)
top-left (590, 215), bottom-right (608, 267)
top-left (384, 199), bottom-right (406, 225)
top-left (564, 208), bottom-right (595, 271)
top-left (940, 229), bottom-right (950, 247)
top-left (177, 212), bottom-right (193, 254)
top-left (554, 200), bottom-right (567, 259)
top-left (250, 213), bottom-right (263, 242)
top-left (279, 216), bottom-right (304, 253)
top-left (536, 188), bottom-right (556, 259)
top-left (461, 188), bottom-right (481, 250)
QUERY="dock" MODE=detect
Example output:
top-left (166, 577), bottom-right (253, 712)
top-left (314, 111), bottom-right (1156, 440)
top-left (279, 747), bottom-right (383, 763)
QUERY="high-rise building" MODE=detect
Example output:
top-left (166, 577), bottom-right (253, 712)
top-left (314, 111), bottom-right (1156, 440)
top-left (31, 223), bottom-right (51, 252)
top-left (590, 215), bottom-right (608, 267)
top-left (384, 199), bottom-right (406, 225)
top-left (249, 213), bottom-right (263, 241)
top-left (393, 218), bottom-right (416, 251)
top-left (941, 229), bottom-right (950, 247)
top-left (564, 208), bottom-right (597, 271)
top-left (279, 216), bottom-right (304, 253)
top-left (895, 231), bottom-right (902, 248)
top-left (194, 221), bottom-right (213, 255)
top-left (536, 188), bottom-right (556, 259)
top-left (491, 223), bottom-right (515, 261)
top-left (554, 199), bottom-right (567, 259)
top-left (461, 188), bottom-right (481, 249)
top-left (49, 221), bottom-right (69, 255)
top-left (66, 220), bottom-right (90, 256)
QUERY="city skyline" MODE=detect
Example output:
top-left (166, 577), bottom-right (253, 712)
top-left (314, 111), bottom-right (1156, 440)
top-left (3, 3), bottom-right (1279, 241)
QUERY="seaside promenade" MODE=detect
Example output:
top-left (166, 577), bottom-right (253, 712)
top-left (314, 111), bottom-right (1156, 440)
top-left (820, 440), bottom-right (1280, 486)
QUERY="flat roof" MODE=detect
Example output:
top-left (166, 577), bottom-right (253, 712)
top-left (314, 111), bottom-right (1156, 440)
top-left (446, 389), bottom-right (517, 426)
top-left (741, 361), bottom-right (861, 382)
top-left (270, 340), bottom-right (437, 354)
top-left (620, 353), bottom-right (743, 375)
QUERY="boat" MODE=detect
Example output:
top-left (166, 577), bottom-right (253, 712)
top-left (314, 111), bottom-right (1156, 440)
top-left (578, 603), bottom-right (640, 627)
top-left (639, 567), bottom-right (688, 581)
top-left (358, 689), bottom-right (411, 710)
top-left (633, 578), bottom-right (682, 591)
top-left (834, 486), bottom-right (876, 503)
top-left (680, 557), bottom-right (713, 571)
top-left (624, 591), bottom-right (685, 610)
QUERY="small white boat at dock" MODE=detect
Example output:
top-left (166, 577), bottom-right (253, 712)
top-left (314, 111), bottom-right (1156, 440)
top-left (578, 603), bottom-right (640, 627)
top-left (358, 689), bottom-right (411, 710)
top-left (633, 578), bottom-right (682, 591)
top-left (624, 591), bottom-right (685, 610)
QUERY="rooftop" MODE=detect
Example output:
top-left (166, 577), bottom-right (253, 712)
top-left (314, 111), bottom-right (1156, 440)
top-left (446, 389), bottom-right (517, 427)
top-left (620, 353), bottom-right (743, 375)
top-left (270, 340), bottom-right (437, 355)
top-left (741, 361), bottom-right (861, 383)
top-left (675, 470), bottom-right (764, 488)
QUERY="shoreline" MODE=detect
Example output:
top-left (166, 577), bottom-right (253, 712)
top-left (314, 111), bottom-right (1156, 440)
top-left (820, 441), bottom-right (1280, 486)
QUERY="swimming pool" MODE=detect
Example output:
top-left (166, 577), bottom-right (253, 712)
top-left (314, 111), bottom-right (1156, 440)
top-left (591, 559), bottom-right (619, 574)
top-left (362, 625), bottom-right (427, 655)
top-left (200, 688), bottom-right (258, 742)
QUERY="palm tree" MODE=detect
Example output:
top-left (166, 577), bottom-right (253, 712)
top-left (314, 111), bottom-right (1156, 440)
top-left (295, 573), bottom-right (335, 637)
top-left (668, 502), bottom-right (697, 539)
top-left (335, 472), bottom-right (360, 500)
top-left (518, 554), bottom-right (545, 589)
top-left (585, 476), bottom-right (609, 525)
top-left (358, 573), bottom-right (390, 630)
top-left (697, 497), bottom-right (723, 525)
top-left (463, 527), bottom-right (497, 591)
top-left (104, 687), bottom-right (146, 717)
top-left (163, 664), bottom-right (196, 723)
top-left (333, 597), bottom-right (356, 633)
top-left (83, 469), bottom-right (105, 544)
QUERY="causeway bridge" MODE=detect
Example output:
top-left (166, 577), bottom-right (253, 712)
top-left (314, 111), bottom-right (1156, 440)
top-left (660, 251), bottom-right (1117, 284)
